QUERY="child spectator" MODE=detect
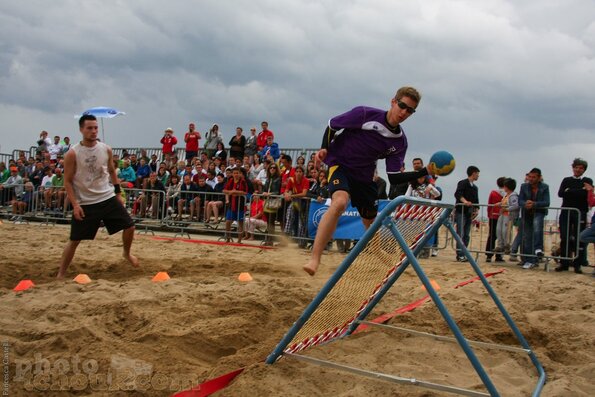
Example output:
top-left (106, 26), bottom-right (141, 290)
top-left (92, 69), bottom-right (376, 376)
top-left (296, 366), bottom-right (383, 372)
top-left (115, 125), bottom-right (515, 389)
top-left (223, 168), bottom-right (248, 243)
top-left (245, 194), bottom-right (266, 240)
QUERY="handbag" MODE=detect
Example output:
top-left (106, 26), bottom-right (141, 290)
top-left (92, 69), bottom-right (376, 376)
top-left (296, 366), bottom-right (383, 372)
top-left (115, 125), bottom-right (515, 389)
top-left (264, 196), bottom-right (282, 213)
top-left (263, 182), bottom-right (281, 213)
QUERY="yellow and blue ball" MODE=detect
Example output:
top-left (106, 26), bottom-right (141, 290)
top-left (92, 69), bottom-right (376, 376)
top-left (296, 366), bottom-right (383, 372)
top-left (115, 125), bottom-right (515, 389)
top-left (429, 151), bottom-right (455, 176)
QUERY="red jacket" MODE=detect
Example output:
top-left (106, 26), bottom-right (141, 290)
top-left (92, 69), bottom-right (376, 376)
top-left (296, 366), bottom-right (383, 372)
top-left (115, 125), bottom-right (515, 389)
top-left (487, 190), bottom-right (502, 219)
top-left (256, 129), bottom-right (274, 149)
top-left (184, 132), bottom-right (200, 152)
top-left (160, 135), bottom-right (178, 154)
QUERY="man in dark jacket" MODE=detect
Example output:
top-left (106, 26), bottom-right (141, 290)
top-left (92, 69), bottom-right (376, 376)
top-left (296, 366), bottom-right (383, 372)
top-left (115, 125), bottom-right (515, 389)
top-left (454, 166), bottom-right (480, 261)
top-left (557, 158), bottom-right (590, 273)
top-left (518, 168), bottom-right (550, 269)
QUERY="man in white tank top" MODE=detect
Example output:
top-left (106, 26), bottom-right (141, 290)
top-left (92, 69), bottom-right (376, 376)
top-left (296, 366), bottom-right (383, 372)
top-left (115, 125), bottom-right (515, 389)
top-left (57, 114), bottom-right (139, 279)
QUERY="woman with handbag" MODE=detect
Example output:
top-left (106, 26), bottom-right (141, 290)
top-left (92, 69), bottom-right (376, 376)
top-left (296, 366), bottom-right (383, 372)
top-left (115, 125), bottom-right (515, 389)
top-left (262, 163), bottom-right (282, 246)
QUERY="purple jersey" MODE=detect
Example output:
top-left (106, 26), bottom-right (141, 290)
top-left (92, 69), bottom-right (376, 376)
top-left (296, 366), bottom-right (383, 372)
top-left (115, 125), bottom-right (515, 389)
top-left (324, 106), bottom-right (408, 182)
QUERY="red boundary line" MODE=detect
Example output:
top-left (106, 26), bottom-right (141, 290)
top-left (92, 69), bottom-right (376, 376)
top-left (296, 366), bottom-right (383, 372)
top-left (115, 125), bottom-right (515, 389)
top-left (171, 269), bottom-right (506, 397)
top-left (151, 236), bottom-right (274, 249)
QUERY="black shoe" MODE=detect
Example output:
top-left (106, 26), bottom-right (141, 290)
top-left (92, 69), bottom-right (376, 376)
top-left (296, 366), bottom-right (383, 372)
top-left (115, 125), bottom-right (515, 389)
top-left (495, 257), bottom-right (505, 263)
top-left (485, 257), bottom-right (492, 263)
top-left (555, 266), bottom-right (569, 272)
top-left (574, 267), bottom-right (583, 274)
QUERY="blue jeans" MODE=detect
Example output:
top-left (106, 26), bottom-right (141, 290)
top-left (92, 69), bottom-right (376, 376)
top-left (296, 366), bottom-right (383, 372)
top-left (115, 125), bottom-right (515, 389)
top-left (580, 220), bottom-right (595, 244)
top-left (454, 211), bottom-right (472, 258)
top-left (521, 212), bottom-right (545, 264)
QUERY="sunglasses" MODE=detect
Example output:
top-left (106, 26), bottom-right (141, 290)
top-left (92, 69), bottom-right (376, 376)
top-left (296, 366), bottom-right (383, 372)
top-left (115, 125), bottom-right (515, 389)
top-left (397, 101), bottom-right (416, 114)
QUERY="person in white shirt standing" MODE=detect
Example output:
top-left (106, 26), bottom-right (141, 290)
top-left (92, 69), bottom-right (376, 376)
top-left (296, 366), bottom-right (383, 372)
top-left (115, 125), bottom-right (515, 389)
top-left (56, 114), bottom-right (139, 279)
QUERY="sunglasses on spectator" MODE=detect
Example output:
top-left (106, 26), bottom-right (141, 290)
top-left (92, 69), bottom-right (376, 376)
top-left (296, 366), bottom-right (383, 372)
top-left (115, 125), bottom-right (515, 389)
top-left (397, 100), bottom-right (416, 114)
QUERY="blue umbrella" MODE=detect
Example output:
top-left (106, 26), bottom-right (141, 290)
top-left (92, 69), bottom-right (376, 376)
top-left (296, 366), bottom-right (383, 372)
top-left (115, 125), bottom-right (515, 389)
top-left (75, 107), bottom-right (126, 143)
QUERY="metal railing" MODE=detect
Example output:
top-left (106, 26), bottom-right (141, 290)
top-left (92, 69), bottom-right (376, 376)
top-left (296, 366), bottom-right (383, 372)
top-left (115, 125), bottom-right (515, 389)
top-left (451, 203), bottom-right (583, 270)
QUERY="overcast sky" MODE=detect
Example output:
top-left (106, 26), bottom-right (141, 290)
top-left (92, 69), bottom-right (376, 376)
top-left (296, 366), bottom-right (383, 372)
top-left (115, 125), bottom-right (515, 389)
top-left (1, 0), bottom-right (594, 207)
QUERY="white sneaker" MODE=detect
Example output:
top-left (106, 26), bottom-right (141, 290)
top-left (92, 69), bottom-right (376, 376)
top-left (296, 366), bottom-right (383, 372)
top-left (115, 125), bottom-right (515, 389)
top-left (522, 262), bottom-right (537, 269)
top-left (431, 249), bottom-right (439, 257)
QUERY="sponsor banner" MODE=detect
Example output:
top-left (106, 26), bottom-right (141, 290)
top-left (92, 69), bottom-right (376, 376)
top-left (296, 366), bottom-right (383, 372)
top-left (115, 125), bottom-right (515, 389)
top-left (307, 199), bottom-right (390, 239)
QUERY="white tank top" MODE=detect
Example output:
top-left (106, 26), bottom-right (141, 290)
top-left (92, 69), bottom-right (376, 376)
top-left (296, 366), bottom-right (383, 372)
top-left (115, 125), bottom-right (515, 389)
top-left (71, 142), bottom-right (115, 205)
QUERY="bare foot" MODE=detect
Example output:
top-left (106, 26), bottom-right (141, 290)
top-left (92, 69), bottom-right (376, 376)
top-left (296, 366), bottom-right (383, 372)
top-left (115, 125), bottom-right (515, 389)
top-left (124, 253), bottom-right (140, 268)
top-left (56, 272), bottom-right (65, 280)
top-left (303, 260), bottom-right (318, 276)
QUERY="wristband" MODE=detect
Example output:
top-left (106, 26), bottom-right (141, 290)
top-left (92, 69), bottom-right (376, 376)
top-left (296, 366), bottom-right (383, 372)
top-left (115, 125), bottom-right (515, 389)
top-left (114, 184), bottom-right (121, 194)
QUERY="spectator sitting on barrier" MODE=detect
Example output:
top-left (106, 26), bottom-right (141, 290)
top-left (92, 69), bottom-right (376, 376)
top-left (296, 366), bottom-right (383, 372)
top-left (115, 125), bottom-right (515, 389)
top-left (177, 174), bottom-right (199, 220)
top-left (40, 166), bottom-right (54, 191)
top-left (0, 167), bottom-right (24, 206)
top-left (223, 167), bottom-right (248, 243)
top-left (205, 173), bottom-right (226, 224)
top-left (44, 167), bottom-right (66, 210)
top-left (284, 165), bottom-right (311, 248)
top-left (165, 174), bottom-right (181, 217)
top-left (11, 181), bottom-right (34, 220)
top-left (193, 174), bottom-right (213, 222)
top-left (495, 178), bottom-right (518, 256)
top-left (245, 193), bottom-right (266, 240)
top-left (118, 159), bottom-right (136, 189)
top-left (136, 158), bottom-right (151, 189)
top-left (259, 135), bottom-right (280, 162)
top-left (137, 172), bottom-right (166, 219)
top-left (262, 163), bottom-right (281, 246)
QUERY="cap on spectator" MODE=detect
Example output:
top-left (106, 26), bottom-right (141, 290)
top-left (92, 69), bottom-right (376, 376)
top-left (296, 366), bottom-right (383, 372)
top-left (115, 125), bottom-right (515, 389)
top-left (9, 166), bottom-right (18, 172)
top-left (165, 127), bottom-right (173, 132)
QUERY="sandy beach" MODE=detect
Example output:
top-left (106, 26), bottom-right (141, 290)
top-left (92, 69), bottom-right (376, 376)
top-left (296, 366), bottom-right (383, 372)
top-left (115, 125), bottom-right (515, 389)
top-left (0, 222), bottom-right (593, 396)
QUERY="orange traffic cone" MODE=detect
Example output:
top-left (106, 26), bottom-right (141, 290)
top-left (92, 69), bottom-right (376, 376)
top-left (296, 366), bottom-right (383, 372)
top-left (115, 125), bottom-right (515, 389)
top-left (238, 272), bottom-right (253, 282)
top-left (73, 274), bottom-right (92, 284)
top-left (14, 279), bottom-right (35, 292)
top-left (152, 272), bottom-right (170, 282)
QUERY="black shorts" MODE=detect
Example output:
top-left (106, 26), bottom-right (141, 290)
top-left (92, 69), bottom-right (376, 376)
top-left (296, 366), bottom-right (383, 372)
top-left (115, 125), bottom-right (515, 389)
top-left (327, 165), bottom-right (378, 219)
top-left (70, 196), bottom-right (135, 241)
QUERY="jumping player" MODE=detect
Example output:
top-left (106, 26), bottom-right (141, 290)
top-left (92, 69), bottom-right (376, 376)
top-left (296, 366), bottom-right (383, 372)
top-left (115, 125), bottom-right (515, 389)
top-left (57, 114), bottom-right (139, 279)
top-left (303, 86), bottom-right (434, 276)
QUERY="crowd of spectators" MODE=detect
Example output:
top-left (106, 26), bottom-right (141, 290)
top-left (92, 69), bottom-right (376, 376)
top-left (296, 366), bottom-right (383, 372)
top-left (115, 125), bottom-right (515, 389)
top-left (0, 125), bottom-right (592, 270)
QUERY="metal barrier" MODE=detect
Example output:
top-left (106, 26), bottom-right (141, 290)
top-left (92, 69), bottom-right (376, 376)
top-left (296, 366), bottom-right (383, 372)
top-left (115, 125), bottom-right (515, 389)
top-left (451, 203), bottom-right (582, 270)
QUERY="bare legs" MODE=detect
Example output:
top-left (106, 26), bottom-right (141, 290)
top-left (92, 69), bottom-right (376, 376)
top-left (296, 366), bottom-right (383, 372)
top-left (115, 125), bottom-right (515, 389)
top-left (56, 226), bottom-right (139, 279)
top-left (303, 191), bottom-right (349, 276)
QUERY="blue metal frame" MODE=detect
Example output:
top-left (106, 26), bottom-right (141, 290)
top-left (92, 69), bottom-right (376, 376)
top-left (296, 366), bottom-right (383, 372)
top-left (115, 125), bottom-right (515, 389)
top-left (265, 196), bottom-right (546, 397)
